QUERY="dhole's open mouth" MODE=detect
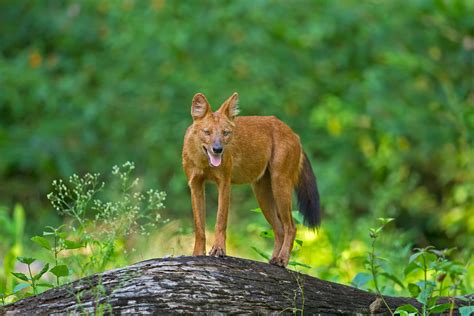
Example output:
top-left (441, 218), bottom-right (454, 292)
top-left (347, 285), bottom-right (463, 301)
top-left (203, 146), bottom-right (222, 167)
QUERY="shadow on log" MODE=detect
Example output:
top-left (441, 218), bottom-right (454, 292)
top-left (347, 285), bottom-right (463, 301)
top-left (0, 256), bottom-right (469, 315)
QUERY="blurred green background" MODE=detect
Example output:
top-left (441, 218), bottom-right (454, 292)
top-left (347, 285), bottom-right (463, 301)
top-left (0, 0), bottom-right (473, 295)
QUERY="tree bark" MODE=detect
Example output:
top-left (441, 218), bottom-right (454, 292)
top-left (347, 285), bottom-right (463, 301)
top-left (0, 256), bottom-right (468, 315)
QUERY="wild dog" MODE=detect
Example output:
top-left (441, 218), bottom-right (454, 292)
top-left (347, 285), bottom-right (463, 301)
top-left (182, 92), bottom-right (320, 267)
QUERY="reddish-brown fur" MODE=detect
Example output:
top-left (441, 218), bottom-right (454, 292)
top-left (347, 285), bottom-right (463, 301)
top-left (182, 92), bottom-right (319, 267)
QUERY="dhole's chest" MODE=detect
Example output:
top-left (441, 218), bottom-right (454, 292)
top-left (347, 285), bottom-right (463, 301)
top-left (194, 148), bottom-right (270, 185)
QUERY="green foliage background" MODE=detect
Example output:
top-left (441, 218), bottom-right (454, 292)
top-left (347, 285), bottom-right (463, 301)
top-left (0, 0), bottom-right (473, 296)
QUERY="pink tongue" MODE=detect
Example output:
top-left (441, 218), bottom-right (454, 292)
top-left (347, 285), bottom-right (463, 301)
top-left (209, 153), bottom-right (222, 167)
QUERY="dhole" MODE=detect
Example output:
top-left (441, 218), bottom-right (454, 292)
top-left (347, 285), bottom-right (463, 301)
top-left (182, 92), bottom-right (320, 267)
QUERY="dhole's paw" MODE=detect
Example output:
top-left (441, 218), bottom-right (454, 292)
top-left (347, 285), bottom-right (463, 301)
top-left (269, 257), bottom-right (278, 265)
top-left (269, 256), bottom-right (288, 267)
top-left (209, 246), bottom-right (226, 257)
top-left (192, 247), bottom-right (206, 256)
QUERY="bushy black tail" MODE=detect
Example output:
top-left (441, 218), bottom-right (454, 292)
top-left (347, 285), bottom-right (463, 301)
top-left (295, 152), bottom-right (321, 228)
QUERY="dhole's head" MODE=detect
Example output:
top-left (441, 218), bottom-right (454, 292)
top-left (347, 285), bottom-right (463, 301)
top-left (190, 92), bottom-right (239, 167)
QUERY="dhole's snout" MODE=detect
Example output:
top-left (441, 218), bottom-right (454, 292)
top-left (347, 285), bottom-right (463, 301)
top-left (203, 142), bottom-right (223, 167)
top-left (212, 141), bottom-right (223, 154)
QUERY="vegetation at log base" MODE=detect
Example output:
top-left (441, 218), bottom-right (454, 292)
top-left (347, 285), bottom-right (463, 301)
top-left (364, 218), bottom-right (472, 316)
top-left (1, 162), bottom-right (166, 304)
top-left (0, 0), bottom-right (473, 312)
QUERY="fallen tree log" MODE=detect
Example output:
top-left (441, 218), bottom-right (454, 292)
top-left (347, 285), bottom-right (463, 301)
top-left (0, 256), bottom-right (469, 315)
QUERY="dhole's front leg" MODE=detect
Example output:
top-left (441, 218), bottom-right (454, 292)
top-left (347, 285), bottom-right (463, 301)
top-left (209, 180), bottom-right (231, 257)
top-left (189, 178), bottom-right (206, 256)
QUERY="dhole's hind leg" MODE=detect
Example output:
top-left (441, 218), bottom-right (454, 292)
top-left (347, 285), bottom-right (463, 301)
top-left (252, 172), bottom-right (284, 262)
top-left (270, 176), bottom-right (296, 267)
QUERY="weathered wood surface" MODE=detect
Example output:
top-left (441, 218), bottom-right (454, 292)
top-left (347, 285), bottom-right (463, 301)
top-left (0, 256), bottom-right (468, 315)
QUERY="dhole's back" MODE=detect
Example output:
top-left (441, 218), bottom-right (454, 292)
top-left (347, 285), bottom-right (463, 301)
top-left (227, 116), bottom-right (302, 185)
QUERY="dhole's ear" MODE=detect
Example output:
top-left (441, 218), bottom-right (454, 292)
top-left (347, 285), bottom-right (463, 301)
top-left (219, 92), bottom-right (239, 120)
top-left (191, 93), bottom-right (211, 120)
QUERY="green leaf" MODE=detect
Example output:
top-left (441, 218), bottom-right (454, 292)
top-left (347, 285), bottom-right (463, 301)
top-left (416, 281), bottom-right (435, 305)
top-left (295, 239), bottom-right (303, 247)
top-left (408, 252), bottom-right (424, 264)
top-left (35, 263), bottom-right (50, 280)
top-left (288, 261), bottom-right (311, 268)
top-left (423, 253), bottom-right (438, 266)
top-left (250, 208), bottom-right (262, 213)
top-left (460, 306), bottom-right (474, 316)
top-left (13, 283), bottom-right (30, 293)
top-left (416, 280), bottom-right (436, 289)
top-left (50, 265), bottom-right (70, 277)
top-left (17, 257), bottom-right (35, 265)
top-left (31, 236), bottom-right (51, 250)
top-left (440, 247), bottom-right (456, 257)
top-left (428, 248), bottom-right (445, 257)
top-left (429, 247), bottom-right (456, 258)
top-left (63, 240), bottom-right (84, 249)
top-left (351, 272), bottom-right (371, 288)
top-left (429, 303), bottom-right (452, 314)
top-left (376, 256), bottom-right (389, 262)
top-left (36, 283), bottom-right (54, 288)
top-left (11, 272), bottom-right (29, 281)
top-left (436, 260), bottom-right (452, 271)
top-left (427, 296), bottom-right (438, 309)
top-left (377, 217), bottom-right (394, 225)
top-left (404, 261), bottom-right (421, 276)
top-left (408, 283), bottom-right (421, 297)
top-left (380, 272), bottom-right (405, 288)
top-left (395, 304), bottom-right (419, 313)
top-left (251, 247), bottom-right (270, 261)
top-left (447, 263), bottom-right (467, 276)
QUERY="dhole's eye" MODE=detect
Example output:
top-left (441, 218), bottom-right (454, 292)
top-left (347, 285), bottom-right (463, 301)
top-left (223, 130), bottom-right (231, 136)
top-left (203, 129), bottom-right (211, 136)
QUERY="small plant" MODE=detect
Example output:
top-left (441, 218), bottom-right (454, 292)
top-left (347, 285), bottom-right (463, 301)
top-left (352, 218), bottom-right (405, 313)
top-left (31, 225), bottom-right (84, 286)
top-left (46, 161), bottom-right (166, 275)
top-left (3, 162), bottom-right (166, 304)
top-left (352, 218), bottom-right (470, 316)
top-left (0, 284), bottom-right (33, 307)
top-left (366, 217), bottom-right (396, 315)
top-left (11, 257), bottom-right (51, 296)
top-left (6, 226), bottom-right (85, 301)
top-left (395, 246), bottom-right (467, 316)
top-left (280, 271), bottom-right (306, 315)
top-left (71, 276), bottom-right (112, 315)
